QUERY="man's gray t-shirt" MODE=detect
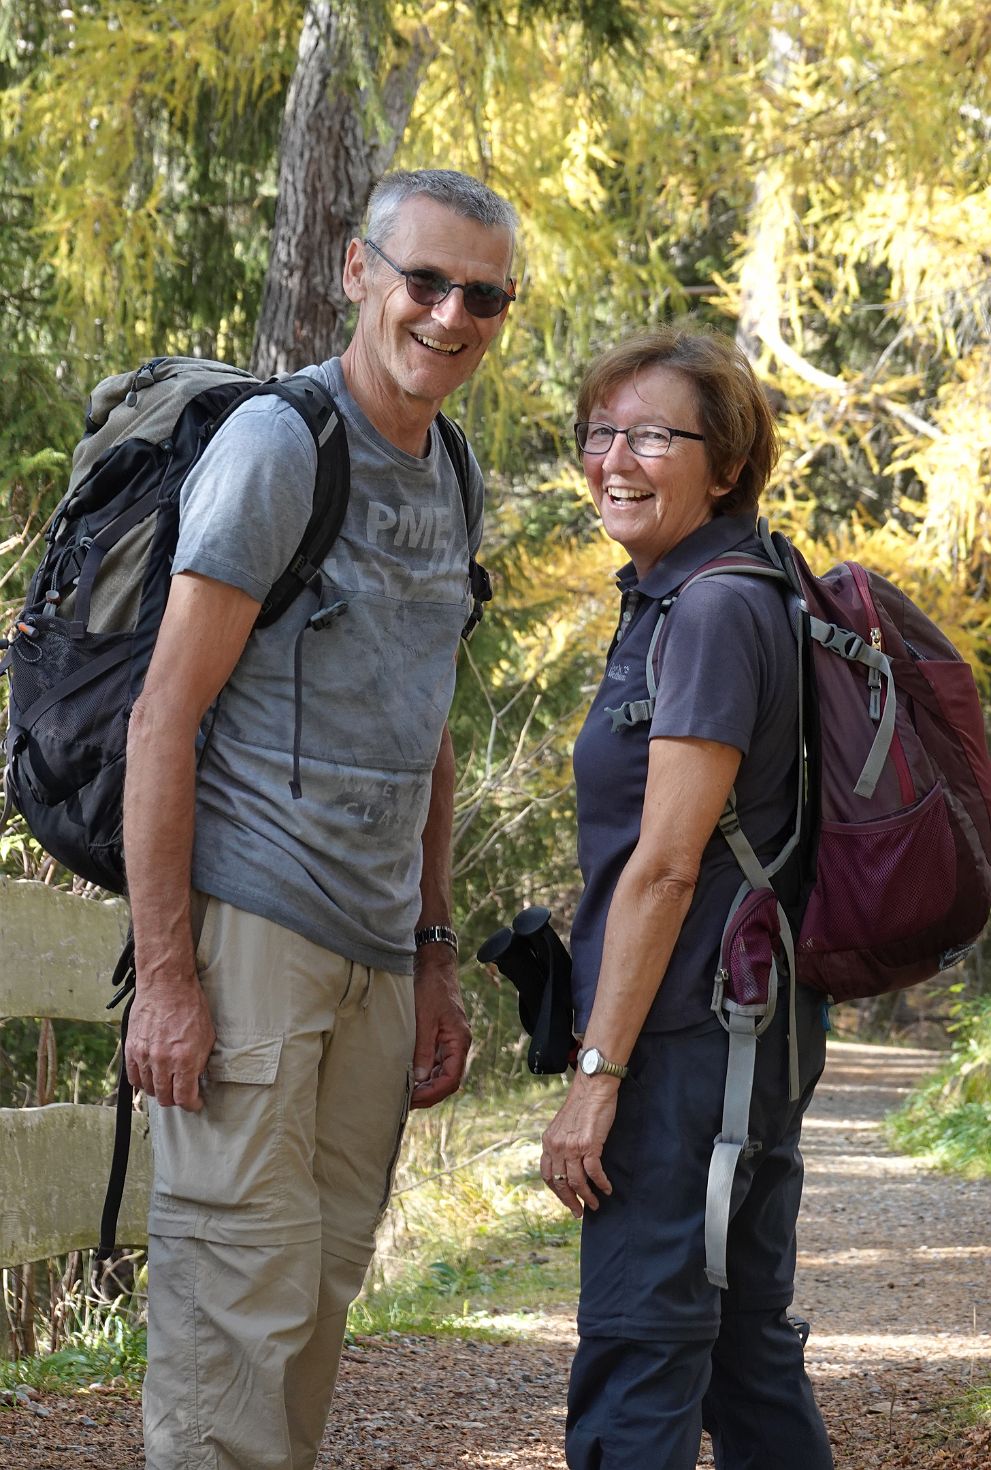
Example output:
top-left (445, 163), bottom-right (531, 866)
top-left (172, 357), bottom-right (483, 972)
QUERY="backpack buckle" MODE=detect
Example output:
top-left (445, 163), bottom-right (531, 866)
top-left (308, 600), bottom-right (348, 631)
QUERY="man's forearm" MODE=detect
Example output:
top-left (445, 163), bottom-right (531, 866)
top-left (409, 723), bottom-right (470, 1107)
top-left (122, 690), bottom-right (218, 1110)
top-left (123, 695), bottom-right (199, 982)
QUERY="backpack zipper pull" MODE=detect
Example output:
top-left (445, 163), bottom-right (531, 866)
top-left (868, 626), bottom-right (882, 720)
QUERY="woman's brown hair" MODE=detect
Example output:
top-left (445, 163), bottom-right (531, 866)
top-left (575, 322), bottom-right (779, 515)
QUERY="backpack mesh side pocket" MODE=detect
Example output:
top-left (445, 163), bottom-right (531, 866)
top-left (7, 620), bottom-right (133, 888)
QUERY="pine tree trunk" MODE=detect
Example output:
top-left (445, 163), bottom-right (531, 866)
top-left (251, 3), bottom-right (430, 376)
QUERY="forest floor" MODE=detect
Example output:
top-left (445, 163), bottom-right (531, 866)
top-left (1, 1039), bottom-right (989, 1469)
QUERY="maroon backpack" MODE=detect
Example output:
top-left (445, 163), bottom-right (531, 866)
top-left (696, 522), bottom-right (991, 1007)
top-left (636, 520), bottom-right (991, 1289)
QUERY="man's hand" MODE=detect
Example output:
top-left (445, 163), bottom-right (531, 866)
top-left (125, 963), bottom-right (216, 1112)
top-left (540, 1072), bottom-right (620, 1218)
top-left (410, 946), bottom-right (471, 1109)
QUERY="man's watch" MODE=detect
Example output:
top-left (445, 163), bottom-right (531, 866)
top-left (576, 1045), bottom-right (629, 1079)
top-left (414, 924), bottom-right (459, 956)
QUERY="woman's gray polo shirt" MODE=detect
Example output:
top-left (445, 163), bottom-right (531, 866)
top-left (171, 358), bottom-right (483, 973)
top-left (570, 513), bottom-right (799, 1032)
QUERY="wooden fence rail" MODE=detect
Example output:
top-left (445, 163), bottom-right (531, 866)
top-left (0, 877), bottom-right (152, 1268)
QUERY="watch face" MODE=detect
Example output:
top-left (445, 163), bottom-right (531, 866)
top-left (580, 1047), bottom-right (601, 1075)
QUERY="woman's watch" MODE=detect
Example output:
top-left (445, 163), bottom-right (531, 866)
top-left (576, 1045), bottom-right (629, 1079)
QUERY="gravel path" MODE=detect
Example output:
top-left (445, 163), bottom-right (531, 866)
top-left (2, 1040), bottom-right (989, 1468)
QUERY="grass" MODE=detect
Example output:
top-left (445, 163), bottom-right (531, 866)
top-left (955, 1377), bottom-right (991, 1429)
top-left (349, 1079), bottom-right (581, 1339)
top-left (2, 1060), bottom-right (989, 1447)
top-left (887, 996), bottom-right (991, 1178)
top-left (0, 1311), bottom-right (147, 1394)
top-left (915, 1375), bottom-right (991, 1454)
top-left (1, 1080), bottom-right (578, 1393)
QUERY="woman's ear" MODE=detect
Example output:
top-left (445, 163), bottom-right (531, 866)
top-left (712, 458), bottom-right (747, 501)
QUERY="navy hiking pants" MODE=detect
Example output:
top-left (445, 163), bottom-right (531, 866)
top-left (566, 983), bottom-right (834, 1470)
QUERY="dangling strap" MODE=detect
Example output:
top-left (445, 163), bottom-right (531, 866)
top-left (287, 578), bottom-right (348, 800)
top-left (0, 765), bottom-right (13, 840)
top-left (718, 796), bottom-right (800, 1101)
top-left (96, 932), bottom-right (137, 1266)
top-left (461, 558), bottom-right (492, 641)
top-left (703, 848), bottom-right (799, 1289)
top-left (704, 1001), bottom-right (767, 1289)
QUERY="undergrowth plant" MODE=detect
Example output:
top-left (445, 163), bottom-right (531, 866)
top-left (888, 994), bottom-right (991, 1178)
top-left (348, 1082), bottom-right (580, 1339)
top-left (0, 1264), bottom-right (147, 1392)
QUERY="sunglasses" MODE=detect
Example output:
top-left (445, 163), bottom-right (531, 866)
top-left (364, 238), bottom-right (516, 319)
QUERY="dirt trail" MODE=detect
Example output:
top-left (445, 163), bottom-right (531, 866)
top-left (2, 1040), bottom-right (989, 1468)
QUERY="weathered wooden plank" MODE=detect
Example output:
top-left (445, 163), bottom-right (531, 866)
top-left (0, 1103), bottom-right (151, 1267)
top-left (0, 877), bottom-right (130, 1022)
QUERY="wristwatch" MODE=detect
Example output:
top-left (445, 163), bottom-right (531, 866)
top-left (576, 1045), bottom-right (628, 1079)
top-left (414, 924), bottom-right (459, 956)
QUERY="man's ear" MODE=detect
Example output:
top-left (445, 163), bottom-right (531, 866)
top-left (342, 238), bottom-right (366, 305)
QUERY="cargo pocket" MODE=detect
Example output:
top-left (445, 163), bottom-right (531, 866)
top-left (150, 1031), bottom-right (286, 1229)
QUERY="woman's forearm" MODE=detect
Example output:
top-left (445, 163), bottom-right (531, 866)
top-left (580, 852), bottom-right (698, 1062)
top-left (579, 735), bottom-right (743, 1063)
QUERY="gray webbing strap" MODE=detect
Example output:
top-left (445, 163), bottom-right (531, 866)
top-left (718, 802), bottom-right (800, 1101)
top-left (704, 1001), bottom-right (766, 1289)
top-left (604, 598), bottom-right (670, 729)
top-left (701, 535), bottom-right (811, 1291)
top-left (607, 558), bottom-right (790, 732)
top-left (706, 804), bottom-right (801, 1291)
top-left (809, 615), bottom-right (895, 797)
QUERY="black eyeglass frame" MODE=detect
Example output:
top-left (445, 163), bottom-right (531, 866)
top-left (574, 421), bottom-right (706, 458)
top-left (364, 238), bottom-right (516, 319)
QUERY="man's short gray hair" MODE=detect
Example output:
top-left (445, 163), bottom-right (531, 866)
top-left (365, 169), bottom-right (518, 266)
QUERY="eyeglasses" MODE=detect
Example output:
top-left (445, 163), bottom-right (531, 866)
top-left (574, 421), bottom-right (705, 458)
top-left (364, 238), bottom-right (516, 319)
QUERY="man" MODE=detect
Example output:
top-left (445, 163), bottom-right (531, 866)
top-left (122, 168), bottom-right (518, 1470)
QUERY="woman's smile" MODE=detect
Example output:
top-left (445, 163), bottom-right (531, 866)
top-left (583, 365), bottom-right (728, 575)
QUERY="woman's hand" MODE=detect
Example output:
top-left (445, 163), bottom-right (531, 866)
top-left (540, 1073), bottom-right (621, 1218)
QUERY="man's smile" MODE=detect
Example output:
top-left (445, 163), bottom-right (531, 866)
top-left (411, 331), bottom-right (464, 355)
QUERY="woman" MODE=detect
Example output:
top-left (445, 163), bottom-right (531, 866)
top-left (541, 323), bottom-right (833, 1469)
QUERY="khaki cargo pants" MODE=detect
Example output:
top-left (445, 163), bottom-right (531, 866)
top-left (143, 896), bottom-right (415, 1470)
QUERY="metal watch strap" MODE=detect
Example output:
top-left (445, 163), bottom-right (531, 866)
top-left (577, 1045), bottom-right (629, 1079)
top-left (414, 924), bottom-right (459, 955)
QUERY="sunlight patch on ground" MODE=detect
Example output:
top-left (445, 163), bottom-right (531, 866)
top-left (453, 1307), bottom-right (577, 1346)
top-left (800, 1242), bottom-right (991, 1269)
top-left (807, 1330), bottom-right (991, 1371)
top-left (803, 1116), bottom-right (884, 1132)
top-left (802, 1153), bottom-right (923, 1178)
top-left (815, 1082), bottom-right (918, 1100)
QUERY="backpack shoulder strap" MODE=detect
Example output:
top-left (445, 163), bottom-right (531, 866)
top-left (605, 548), bottom-right (789, 733)
top-left (435, 410), bottom-right (470, 507)
top-left (252, 375), bottom-right (349, 629)
top-left (434, 410), bottom-right (492, 640)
